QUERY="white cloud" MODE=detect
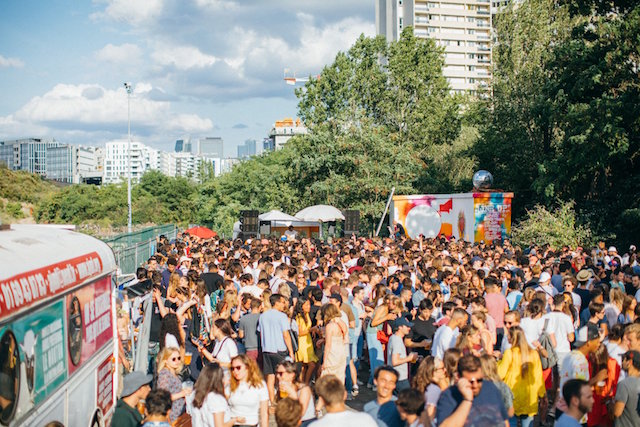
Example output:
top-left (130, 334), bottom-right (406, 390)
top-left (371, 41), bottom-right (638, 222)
top-left (194, 0), bottom-right (238, 11)
top-left (95, 43), bottom-right (142, 64)
top-left (1, 83), bottom-right (212, 141)
top-left (151, 44), bottom-right (218, 70)
top-left (0, 55), bottom-right (25, 68)
top-left (91, 0), bottom-right (164, 26)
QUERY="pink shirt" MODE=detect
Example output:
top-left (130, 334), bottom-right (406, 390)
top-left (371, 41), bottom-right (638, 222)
top-left (485, 292), bottom-right (508, 328)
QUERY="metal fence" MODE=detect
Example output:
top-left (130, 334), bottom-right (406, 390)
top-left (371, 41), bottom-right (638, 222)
top-left (103, 224), bottom-right (179, 276)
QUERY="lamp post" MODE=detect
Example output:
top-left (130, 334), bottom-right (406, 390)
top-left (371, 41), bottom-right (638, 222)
top-left (124, 82), bottom-right (133, 233)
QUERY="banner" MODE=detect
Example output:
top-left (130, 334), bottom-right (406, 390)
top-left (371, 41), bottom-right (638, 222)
top-left (2, 300), bottom-right (68, 408)
top-left (0, 252), bottom-right (103, 317)
top-left (66, 277), bottom-right (113, 374)
top-left (96, 356), bottom-right (114, 416)
top-left (473, 193), bottom-right (512, 243)
top-left (392, 193), bottom-right (513, 243)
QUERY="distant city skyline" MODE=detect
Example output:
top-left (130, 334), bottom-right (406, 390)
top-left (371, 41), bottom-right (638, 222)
top-left (0, 1), bottom-right (375, 155)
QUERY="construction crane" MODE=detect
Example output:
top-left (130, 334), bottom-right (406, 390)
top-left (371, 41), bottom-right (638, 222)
top-left (283, 68), bottom-right (317, 85)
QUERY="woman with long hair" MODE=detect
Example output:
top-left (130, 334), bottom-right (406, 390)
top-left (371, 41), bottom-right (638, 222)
top-left (412, 356), bottom-right (449, 422)
top-left (320, 303), bottom-right (348, 383)
top-left (159, 313), bottom-right (185, 353)
top-left (443, 348), bottom-right (462, 385)
top-left (198, 318), bottom-right (238, 370)
top-left (275, 361), bottom-right (316, 427)
top-left (156, 347), bottom-right (191, 423)
top-left (293, 297), bottom-right (318, 384)
top-left (455, 325), bottom-right (482, 356)
top-left (470, 311), bottom-right (494, 355)
top-left (365, 290), bottom-right (395, 386)
top-left (480, 355), bottom-right (514, 419)
top-left (587, 343), bottom-right (620, 427)
top-left (228, 355), bottom-right (269, 427)
top-left (186, 363), bottom-right (245, 427)
top-left (497, 327), bottom-right (545, 427)
top-left (619, 295), bottom-right (637, 324)
top-left (604, 288), bottom-right (624, 327)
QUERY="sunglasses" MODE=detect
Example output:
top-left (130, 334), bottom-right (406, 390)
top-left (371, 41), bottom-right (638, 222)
top-left (468, 378), bottom-right (484, 385)
top-left (231, 365), bottom-right (244, 371)
top-left (276, 371), bottom-right (287, 376)
top-left (171, 356), bottom-right (181, 362)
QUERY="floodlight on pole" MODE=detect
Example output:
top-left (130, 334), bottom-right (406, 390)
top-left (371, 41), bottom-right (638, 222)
top-left (124, 82), bottom-right (133, 233)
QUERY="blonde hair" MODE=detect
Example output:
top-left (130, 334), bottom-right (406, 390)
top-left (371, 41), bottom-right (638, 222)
top-left (507, 326), bottom-right (534, 376)
top-left (157, 347), bottom-right (182, 374)
top-left (230, 354), bottom-right (265, 391)
top-left (167, 272), bottom-right (181, 299)
top-left (479, 354), bottom-right (500, 382)
top-left (610, 288), bottom-right (625, 310)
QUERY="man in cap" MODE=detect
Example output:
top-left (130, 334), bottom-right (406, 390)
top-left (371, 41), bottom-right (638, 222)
top-left (575, 269), bottom-right (594, 309)
top-left (555, 324), bottom-right (606, 421)
top-left (535, 271), bottom-right (558, 300)
top-left (387, 317), bottom-right (418, 391)
top-left (612, 350), bottom-right (640, 427)
top-left (111, 371), bottom-right (152, 427)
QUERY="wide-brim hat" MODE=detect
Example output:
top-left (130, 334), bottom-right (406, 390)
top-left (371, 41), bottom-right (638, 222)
top-left (576, 269), bottom-right (592, 282)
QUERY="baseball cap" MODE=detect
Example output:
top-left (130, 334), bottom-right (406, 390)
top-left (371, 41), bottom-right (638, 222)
top-left (623, 350), bottom-right (640, 369)
top-left (574, 324), bottom-right (600, 348)
top-left (539, 272), bottom-right (551, 283)
top-left (392, 316), bottom-right (414, 330)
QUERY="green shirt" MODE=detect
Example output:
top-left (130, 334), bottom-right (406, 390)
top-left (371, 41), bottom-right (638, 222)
top-left (111, 399), bottom-right (143, 427)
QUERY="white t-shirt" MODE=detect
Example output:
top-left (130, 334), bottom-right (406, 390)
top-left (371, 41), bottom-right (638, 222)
top-left (228, 381), bottom-right (269, 425)
top-left (309, 410), bottom-right (377, 427)
top-left (186, 391), bottom-right (230, 427)
top-left (431, 325), bottom-right (457, 360)
top-left (212, 337), bottom-right (238, 365)
top-left (543, 311), bottom-right (574, 354)
top-left (520, 317), bottom-right (544, 347)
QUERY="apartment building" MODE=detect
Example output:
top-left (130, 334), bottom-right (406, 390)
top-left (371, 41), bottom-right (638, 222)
top-left (103, 141), bottom-right (159, 184)
top-left (376, 0), bottom-right (492, 94)
top-left (267, 118), bottom-right (307, 150)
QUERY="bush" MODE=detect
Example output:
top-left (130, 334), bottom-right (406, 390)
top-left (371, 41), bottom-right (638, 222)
top-left (5, 201), bottom-right (25, 219)
top-left (511, 201), bottom-right (593, 248)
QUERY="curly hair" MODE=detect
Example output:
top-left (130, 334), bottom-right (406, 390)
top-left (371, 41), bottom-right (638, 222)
top-left (230, 354), bottom-right (264, 392)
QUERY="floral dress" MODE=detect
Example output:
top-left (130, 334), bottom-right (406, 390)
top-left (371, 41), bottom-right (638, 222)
top-left (157, 367), bottom-right (185, 423)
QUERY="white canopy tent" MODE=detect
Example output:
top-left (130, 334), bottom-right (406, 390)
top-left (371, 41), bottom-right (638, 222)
top-left (295, 204), bottom-right (345, 238)
top-left (258, 210), bottom-right (300, 222)
top-left (295, 204), bottom-right (345, 222)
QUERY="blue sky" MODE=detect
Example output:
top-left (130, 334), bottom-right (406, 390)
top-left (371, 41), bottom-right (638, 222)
top-left (0, 0), bottom-right (374, 155)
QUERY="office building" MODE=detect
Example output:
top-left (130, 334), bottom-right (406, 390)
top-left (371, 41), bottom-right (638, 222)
top-left (174, 138), bottom-right (193, 153)
top-left (0, 138), bottom-right (63, 175)
top-left (197, 137), bottom-right (224, 158)
top-left (237, 139), bottom-right (260, 158)
top-left (376, 0), bottom-right (492, 94)
top-left (267, 118), bottom-right (307, 150)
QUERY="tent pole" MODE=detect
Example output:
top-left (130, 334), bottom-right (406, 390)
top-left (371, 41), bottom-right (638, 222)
top-left (375, 187), bottom-right (395, 237)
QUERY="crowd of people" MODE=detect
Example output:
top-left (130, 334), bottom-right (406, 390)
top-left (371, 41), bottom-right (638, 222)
top-left (112, 230), bottom-right (640, 427)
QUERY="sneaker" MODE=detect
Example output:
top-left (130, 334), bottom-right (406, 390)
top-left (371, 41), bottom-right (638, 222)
top-left (351, 385), bottom-right (359, 397)
top-left (357, 379), bottom-right (364, 386)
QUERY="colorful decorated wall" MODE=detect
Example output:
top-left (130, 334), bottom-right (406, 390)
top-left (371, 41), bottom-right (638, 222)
top-left (391, 193), bottom-right (513, 243)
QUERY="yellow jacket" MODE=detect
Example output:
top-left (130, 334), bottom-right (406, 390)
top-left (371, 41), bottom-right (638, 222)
top-left (498, 347), bottom-right (546, 416)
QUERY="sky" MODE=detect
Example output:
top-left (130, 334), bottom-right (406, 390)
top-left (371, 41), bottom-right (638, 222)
top-left (0, 0), bottom-right (375, 155)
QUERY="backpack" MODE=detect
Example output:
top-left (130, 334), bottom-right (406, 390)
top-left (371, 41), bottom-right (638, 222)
top-left (539, 318), bottom-right (558, 370)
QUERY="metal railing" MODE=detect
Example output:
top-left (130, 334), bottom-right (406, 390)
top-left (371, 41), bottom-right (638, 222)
top-left (104, 224), bottom-right (179, 276)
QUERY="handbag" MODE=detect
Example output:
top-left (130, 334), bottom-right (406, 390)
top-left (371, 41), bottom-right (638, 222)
top-left (173, 412), bottom-right (191, 427)
top-left (377, 321), bottom-right (390, 345)
top-left (289, 319), bottom-right (299, 353)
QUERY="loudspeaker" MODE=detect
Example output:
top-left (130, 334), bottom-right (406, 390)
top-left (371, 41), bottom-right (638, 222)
top-left (343, 210), bottom-right (360, 236)
top-left (240, 210), bottom-right (259, 235)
